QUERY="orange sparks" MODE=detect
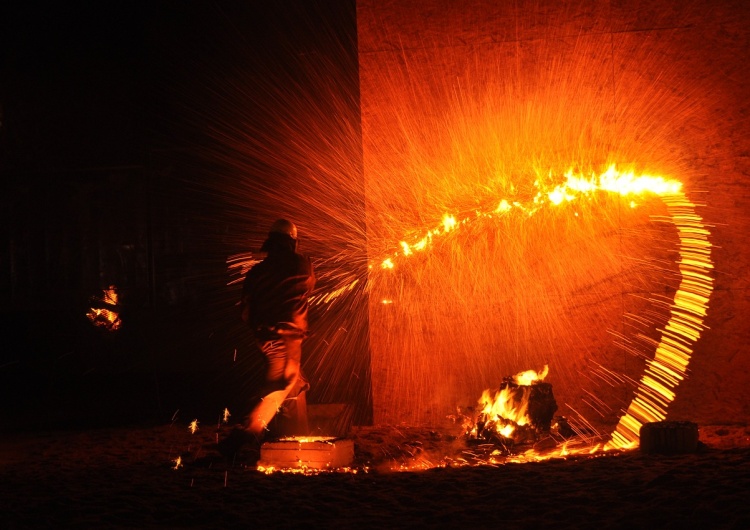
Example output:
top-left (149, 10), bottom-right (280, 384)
top-left (606, 192), bottom-right (713, 449)
top-left (374, 166), bottom-right (713, 450)
top-left (377, 166), bottom-right (685, 272)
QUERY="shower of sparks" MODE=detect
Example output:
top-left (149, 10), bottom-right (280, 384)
top-left (607, 191), bottom-right (713, 449)
top-left (180, 2), bottom-right (720, 447)
top-left (368, 166), bottom-right (713, 449)
top-left (390, 440), bottom-right (619, 473)
top-left (354, 0), bottom-right (721, 439)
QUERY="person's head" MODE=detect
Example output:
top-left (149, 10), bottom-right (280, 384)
top-left (260, 218), bottom-right (298, 253)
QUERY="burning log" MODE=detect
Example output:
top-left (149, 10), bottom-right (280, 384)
top-left (501, 378), bottom-right (557, 433)
top-left (467, 365), bottom-right (558, 450)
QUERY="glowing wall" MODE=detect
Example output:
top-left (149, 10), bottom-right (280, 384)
top-left (358, 1), bottom-right (750, 429)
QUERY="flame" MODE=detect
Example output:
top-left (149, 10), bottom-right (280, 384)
top-left (222, 408), bottom-right (231, 424)
top-left (513, 365), bottom-right (549, 386)
top-left (86, 286), bottom-right (122, 332)
top-left (476, 386), bottom-right (530, 438)
top-left (189, 419), bottom-right (199, 434)
top-left (471, 365), bottom-right (549, 440)
top-left (173, 456), bottom-right (182, 470)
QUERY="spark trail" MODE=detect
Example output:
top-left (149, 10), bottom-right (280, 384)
top-left (182, 2), bottom-right (718, 445)
top-left (367, 166), bottom-right (713, 448)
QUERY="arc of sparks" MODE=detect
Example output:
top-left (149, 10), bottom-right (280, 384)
top-left (224, 165), bottom-right (713, 450)
top-left (607, 192), bottom-right (713, 449)
top-left (377, 165), bottom-right (713, 449)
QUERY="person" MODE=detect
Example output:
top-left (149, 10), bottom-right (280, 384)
top-left (219, 218), bottom-right (316, 459)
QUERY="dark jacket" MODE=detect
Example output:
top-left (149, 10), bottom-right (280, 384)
top-left (241, 239), bottom-right (315, 340)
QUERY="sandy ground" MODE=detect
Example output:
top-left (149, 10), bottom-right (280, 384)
top-left (1, 422), bottom-right (749, 529)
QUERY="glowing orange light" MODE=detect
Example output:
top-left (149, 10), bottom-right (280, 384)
top-left (513, 364), bottom-right (549, 386)
top-left (373, 166), bottom-right (713, 451)
top-left (86, 286), bottom-right (122, 332)
top-left (376, 166), bottom-right (689, 273)
top-left (469, 365), bottom-right (549, 440)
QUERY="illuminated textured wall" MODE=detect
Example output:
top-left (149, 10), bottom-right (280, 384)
top-left (358, 1), bottom-right (750, 429)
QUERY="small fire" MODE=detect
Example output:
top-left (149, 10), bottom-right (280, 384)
top-left (468, 365), bottom-right (553, 443)
top-left (189, 419), bottom-right (199, 434)
top-left (222, 408), bottom-right (231, 424)
top-left (86, 286), bottom-right (122, 332)
top-left (173, 456), bottom-right (182, 470)
top-left (513, 365), bottom-right (549, 386)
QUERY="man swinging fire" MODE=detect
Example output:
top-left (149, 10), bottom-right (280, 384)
top-left (219, 219), bottom-right (316, 459)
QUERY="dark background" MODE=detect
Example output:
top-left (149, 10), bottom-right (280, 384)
top-left (0, 0), bottom-right (365, 431)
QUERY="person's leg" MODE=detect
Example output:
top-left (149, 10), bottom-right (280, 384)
top-left (246, 338), bottom-right (301, 437)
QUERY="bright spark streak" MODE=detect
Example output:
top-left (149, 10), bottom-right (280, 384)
top-left (372, 166), bottom-right (712, 450)
top-left (376, 166), bottom-right (685, 272)
top-left (606, 192), bottom-right (713, 449)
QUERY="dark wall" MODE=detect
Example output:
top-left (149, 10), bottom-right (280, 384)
top-left (0, 1), bottom-right (366, 430)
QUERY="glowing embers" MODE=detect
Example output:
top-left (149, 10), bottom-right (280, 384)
top-left (256, 436), bottom-right (355, 474)
top-left (86, 285), bottom-right (122, 332)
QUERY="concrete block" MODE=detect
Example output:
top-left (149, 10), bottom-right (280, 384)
top-left (258, 437), bottom-right (355, 469)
